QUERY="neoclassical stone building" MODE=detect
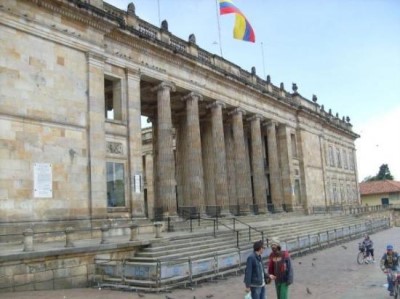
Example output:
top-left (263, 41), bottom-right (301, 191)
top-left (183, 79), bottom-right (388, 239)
top-left (0, 0), bottom-right (360, 234)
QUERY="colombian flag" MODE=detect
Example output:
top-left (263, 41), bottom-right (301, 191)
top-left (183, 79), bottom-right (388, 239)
top-left (219, 0), bottom-right (255, 43)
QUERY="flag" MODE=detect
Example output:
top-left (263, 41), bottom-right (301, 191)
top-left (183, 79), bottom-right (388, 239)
top-left (219, 0), bottom-right (255, 43)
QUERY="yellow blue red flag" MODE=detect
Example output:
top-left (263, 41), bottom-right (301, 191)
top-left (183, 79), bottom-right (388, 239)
top-left (219, 0), bottom-right (255, 43)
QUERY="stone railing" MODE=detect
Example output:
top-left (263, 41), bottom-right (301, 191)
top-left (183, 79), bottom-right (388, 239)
top-left (0, 221), bottom-right (163, 253)
top-left (311, 204), bottom-right (391, 215)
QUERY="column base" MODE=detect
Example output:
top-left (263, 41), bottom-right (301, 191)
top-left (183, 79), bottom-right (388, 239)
top-left (273, 206), bottom-right (285, 213)
top-left (220, 208), bottom-right (232, 217)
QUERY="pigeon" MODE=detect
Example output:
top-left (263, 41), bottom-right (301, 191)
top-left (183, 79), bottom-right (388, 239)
top-left (306, 287), bottom-right (312, 295)
top-left (341, 245), bottom-right (347, 250)
top-left (298, 261), bottom-right (302, 265)
top-left (165, 296), bottom-right (175, 299)
top-left (312, 257), bottom-right (317, 261)
top-left (138, 293), bottom-right (145, 298)
top-left (206, 295), bottom-right (214, 298)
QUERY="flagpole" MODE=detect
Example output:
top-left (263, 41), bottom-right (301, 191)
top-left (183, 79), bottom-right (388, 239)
top-left (215, 0), bottom-right (224, 57)
top-left (157, 0), bottom-right (161, 26)
top-left (261, 42), bottom-right (266, 78)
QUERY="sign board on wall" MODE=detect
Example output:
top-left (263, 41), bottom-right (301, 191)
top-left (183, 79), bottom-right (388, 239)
top-left (134, 174), bottom-right (141, 194)
top-left (33, 163), bottom-right (52, 198)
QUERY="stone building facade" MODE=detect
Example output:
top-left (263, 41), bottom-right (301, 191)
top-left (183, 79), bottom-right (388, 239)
top-left (0, 0), bottom-right (360, 234)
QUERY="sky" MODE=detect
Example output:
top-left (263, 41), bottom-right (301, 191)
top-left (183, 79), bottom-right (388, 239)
top-left (107, 0), bottom-right (400, 182)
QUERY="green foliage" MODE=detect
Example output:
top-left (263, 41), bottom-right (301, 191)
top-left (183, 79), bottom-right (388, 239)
top-left (364, 164), bottom-right (394, 181)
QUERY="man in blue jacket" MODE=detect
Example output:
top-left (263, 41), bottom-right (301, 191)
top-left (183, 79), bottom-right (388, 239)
top-left (380, 244), bottom-right (399, 296)
top-left (244, 240), bottom-right (269, 299)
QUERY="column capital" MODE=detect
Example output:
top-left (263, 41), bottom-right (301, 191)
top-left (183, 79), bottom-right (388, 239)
top-left (228, 107), bottom-right (246, 116)
top-left (181, 91), bottom-right (203, 102)
top-left (262, 120), bottom-right (279, 128)
top-left (125, 67), bottom-right (141, 80)
top-left (206, 100), bottom-right (225, 109)
top-left (151, 81), bottom-right (176, 93)
top-left (247, 114), bottom-right (263, 122)
top-left (86, 51), bottom-right (105, 67)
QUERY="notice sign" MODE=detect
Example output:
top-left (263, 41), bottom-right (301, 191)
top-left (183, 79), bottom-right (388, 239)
top-left (134, 174), bottom-right (141, 194)
top-left (33, 163), bottom-right (52, 198)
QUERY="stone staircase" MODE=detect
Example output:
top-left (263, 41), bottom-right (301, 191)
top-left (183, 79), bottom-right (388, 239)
top-left (94, 213), bottom-right (389, 292)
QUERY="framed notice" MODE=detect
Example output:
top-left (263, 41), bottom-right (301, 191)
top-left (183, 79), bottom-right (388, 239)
top-left (33, 163), bottom-right (52, 198)
top-left (134, 174), bottom-right (141, 194)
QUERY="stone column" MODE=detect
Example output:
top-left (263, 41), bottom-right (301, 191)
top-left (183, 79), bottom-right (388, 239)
top-left (319, 134), bottom-right (328, 207)
top-left (86, 52), bottom-right (107, 218)
top-left (151, 118), bottom-right (159, 218)
top-left (144, 153), bottom-right (154, 219)
top-left (201, 118), bottom-right (216, 210)
top-left (208, 101), bottom-right (230, 215)
top-left (230, 108), bottom-right (252, 214)
top-left (151, 82), bottom-right (177, 217)
top-left (182, 92), bottom-right (205, 213)
top-left (225, 123), bottom-right (237, 212)
top-left (277, 124), bottom-right (295, 211)
top-left (175, 115), bottom-right (188, 210)
top-left (249, 115), bottom-right (267, 214)
top-left (265, 121), bottom-right (284, 212)
top-left (126, 68), bottom-right (145, 217)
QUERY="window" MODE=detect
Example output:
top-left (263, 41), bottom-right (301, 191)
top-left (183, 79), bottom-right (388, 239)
top-left (291, 133), bottom-right (297, 157)
top-left (346, 184), bottom-right (351, 202)
top-left (332, 183), bottom-right (338, 204)
top-left (336, 148), bottom-right (342, 168)
top-left (349, 151), bottom-right (355, 170)
top-left (104, 77), bottom-right (122, 121)
top-left (340, 183), bottom-right (345, 204)
top-left (328, 146), bottom-right (335, 167)
top-left (294, 179), bottom-right (301, 204)
top-left (106, 162), bottom-right (126, 207)
top-left (343, 149), bottom-right (348, 169)
top-left (325, 145), bottom-right (330, 166)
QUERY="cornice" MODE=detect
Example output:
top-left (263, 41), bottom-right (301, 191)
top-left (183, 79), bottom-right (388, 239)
top-left (27, 0), bottom-right (118, 33)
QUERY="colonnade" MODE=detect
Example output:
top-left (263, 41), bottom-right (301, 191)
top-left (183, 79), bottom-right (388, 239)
top-left (149, 82), bottom-right (296, 218)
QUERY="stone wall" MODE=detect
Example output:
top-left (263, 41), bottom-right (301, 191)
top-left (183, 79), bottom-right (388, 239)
top-left (0, 246), bottom-right (138, 292)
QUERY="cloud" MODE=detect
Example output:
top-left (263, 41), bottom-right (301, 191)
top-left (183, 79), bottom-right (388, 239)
top-left (355, 106), bottom-right (400, 181)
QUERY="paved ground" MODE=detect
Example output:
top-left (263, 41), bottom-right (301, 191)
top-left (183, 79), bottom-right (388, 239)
top-left (2, 227), bottom-right (399, 299)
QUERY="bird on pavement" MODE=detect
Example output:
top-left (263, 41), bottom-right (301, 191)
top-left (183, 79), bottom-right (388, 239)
top-left (206, 295), bottom-right (214, 298)
top-left (306, 287), bottom-right (312, 295)
top-left (342, 245), bottom-right (347, 250)
top-left (312, 257), bottom-right (317, 261)
top-left (138, 293), bottom-right (145, 298)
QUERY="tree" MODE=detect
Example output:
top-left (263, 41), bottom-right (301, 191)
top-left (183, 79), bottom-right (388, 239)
top-left (365, 164), bottom-right (394, 181)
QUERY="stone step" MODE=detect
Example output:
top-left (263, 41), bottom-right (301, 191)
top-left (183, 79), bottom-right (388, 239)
top-left (95, 215), bottom-right (390, 293)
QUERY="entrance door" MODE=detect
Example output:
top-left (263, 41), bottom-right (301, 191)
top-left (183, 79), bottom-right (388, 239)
top-left (294, 179), bottom-right (301, 204)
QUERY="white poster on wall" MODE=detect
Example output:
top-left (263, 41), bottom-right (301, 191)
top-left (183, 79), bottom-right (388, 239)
top-left (134, 174), bottom-right (141, 194)
top-left (33, 163), bottom-right (52, 198)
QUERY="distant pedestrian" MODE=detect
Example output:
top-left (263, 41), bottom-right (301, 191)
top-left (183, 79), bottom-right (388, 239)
top-left (380, 244), bottom-right (399, 296)
top-left (267, 238), bottom-right (293, 299)
top-left (244, 240), bottom-right (270, 299)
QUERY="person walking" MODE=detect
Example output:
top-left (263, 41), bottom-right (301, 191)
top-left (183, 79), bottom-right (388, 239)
top-left (244, 240), bottom-right (270, 299)
top-left (267, 238), bottom-right (293, 299)
top-left (380, 244), bottom-right (399, 296)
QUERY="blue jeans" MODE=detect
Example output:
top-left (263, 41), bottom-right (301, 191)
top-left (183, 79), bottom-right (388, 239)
top-left (387, 273), bottom-right (394, 293)
top-left (251, 286), bottom-right (266, 299)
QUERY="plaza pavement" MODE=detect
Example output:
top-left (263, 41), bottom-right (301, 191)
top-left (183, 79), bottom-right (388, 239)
top-left (2, 226), bottom-right (398, 299)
